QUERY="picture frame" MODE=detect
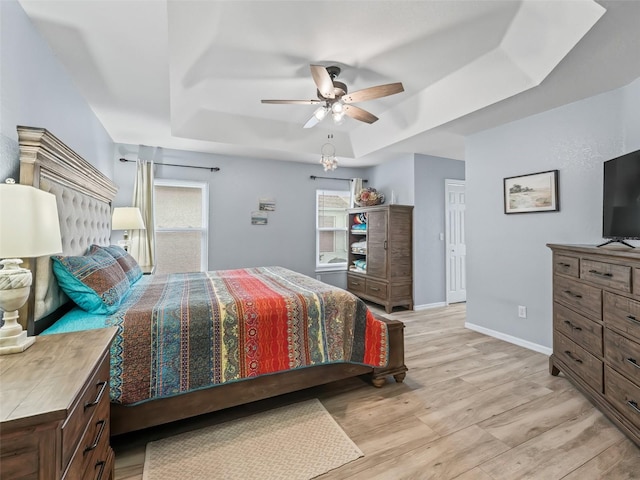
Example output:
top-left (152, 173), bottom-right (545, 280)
top-left (259, 197), bottom-right (276, 211)
top-left (504, 169), bottom-right (559, 214)
top-left (251, 211), bottom-right (268, 225)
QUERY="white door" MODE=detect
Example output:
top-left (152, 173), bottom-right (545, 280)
top-left (445, 180), bottom-right (466, 304)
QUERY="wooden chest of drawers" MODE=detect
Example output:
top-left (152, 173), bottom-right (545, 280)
top-left (548, 244), bottom-right (640, 447)
top-left (0, 328), bottom-right (117, 479)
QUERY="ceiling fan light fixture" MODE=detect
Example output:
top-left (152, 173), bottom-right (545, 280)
top-left (313, 106), bottom-right (328, 121)
top-left (261, 64), bottom-right (404, 128)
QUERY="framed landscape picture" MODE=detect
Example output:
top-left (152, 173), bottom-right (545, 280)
top-left (504, 170), bottom-right (559, 214)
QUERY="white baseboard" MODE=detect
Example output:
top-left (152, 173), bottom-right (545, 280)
top-left (414, 302), bottom-right (447, 311)
top-left (465, 322), bottom-right (552, 356)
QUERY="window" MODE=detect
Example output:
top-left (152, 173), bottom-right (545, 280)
top-left (154, 180), bottom-right (208, 274)
top-left (316, 189), bottom-right (350, 271)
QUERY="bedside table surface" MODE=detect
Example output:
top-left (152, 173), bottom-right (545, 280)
top-left (0, 327), bottom-right (117, 428)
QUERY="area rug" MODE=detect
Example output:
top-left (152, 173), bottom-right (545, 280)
top-left (142, 398), bottom-right (363, 480)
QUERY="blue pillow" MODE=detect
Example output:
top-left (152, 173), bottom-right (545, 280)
top-left (89, 244), bottom-right (143, 285)
top-left (52, 249), bottom-right (130, 314)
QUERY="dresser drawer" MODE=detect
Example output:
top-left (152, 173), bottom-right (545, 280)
top-left (554, 302), bottom-right (603, 356)
top-left (605, 366), bottom-right (640, 431)
top-left (347, 274), bottom-right (365, 294)
top-left (554, 254), bottom-right (579, 278)
top-left (554, 331), bottom-right (603, 392)
top-left (554, 275), bottom-right (602, 321)
top-left (61, 351), bottom-right (110, 471)
top-left (64, 396), bottom-right (110, 480)
top-left (366, 278), bottom-right (388, 300)
top-left (603, 291), bottom-right (640, 343)
top-left (581, 259), bottom-right (631, 293)
top-left (390, 282), bottom-right (413, 300)
top-left (604, 328), bottom-right (640, 385)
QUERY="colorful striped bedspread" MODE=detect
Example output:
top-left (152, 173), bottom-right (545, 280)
top-left (47, 266), bottom-right (389, 405)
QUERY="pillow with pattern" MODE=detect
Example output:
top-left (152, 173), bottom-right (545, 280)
top-left (89, 244), bottom-right (143, 285)
top-left (52, 248), bottom-right (130, 314)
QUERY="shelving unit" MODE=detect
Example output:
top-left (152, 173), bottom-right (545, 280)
top-left (346, 204), bottom-right (413, 313)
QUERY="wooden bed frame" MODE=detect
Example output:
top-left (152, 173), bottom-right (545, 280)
top-left (18, 126), bottom-right (408, 436)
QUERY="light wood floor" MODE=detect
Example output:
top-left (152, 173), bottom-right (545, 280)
top-left (112, 304), bottom-right (640, 479)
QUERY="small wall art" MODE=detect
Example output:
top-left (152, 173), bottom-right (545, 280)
top-left (259, 197), bottom-right (276, 211)
top-left (251, 211), bottom-right (268, 225)
top-left (504, 169), bottom-right (559, 214)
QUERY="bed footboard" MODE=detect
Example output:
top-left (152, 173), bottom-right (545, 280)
top-left (111, 316), bottom-right (407, 435)
top-left (372, 317), bottom-right (408, 387)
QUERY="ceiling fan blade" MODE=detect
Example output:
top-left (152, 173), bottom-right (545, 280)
top-left (343, 105), bottom-right (378, 124)
top-left (303, 114), bottom-right (322, 129)
top-left (310, 65), bottom-right (335, 99)
top-left (261, 99), bottom-right (322, 105)
top-left (342, 82), bottom-right (404, 104)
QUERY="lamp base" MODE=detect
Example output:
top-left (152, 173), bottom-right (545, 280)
top-left (0, 259), bottom-right (35, 355)
top-left (0, 328), bottom-right (36, 355)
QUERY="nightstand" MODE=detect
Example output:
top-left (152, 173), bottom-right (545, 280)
top-left (0, 328), bottom-right (117, 479)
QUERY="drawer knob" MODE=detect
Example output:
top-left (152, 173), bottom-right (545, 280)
top-left (564, 350), bottom-right (583, 364)
top-left (628, 400), bottom-right (640, 415)
top-left (558, 262), bottom-right (571, 268)
top-left (588, 269), bottom-right (613, 278)
top-left (627, 357), bottom-right (640, 369)
top-left (627, 315), bottom-right (639, 325)
top-left (370, 287), bottom-right (380, 291)
top-left (85, 381), bottom-right (107, 410)
top-left (563, 290), bottom-right (583, 299)
top-left (84, 419), bottom-right (106, 454)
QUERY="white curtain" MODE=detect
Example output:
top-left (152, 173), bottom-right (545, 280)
top-left (130, 156), bottom-right (155, 268)
top-left (350, 178), bottom-right (363, 207)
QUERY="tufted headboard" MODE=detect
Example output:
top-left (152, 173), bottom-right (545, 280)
top-left (17, 126), bottom-right (118, 334)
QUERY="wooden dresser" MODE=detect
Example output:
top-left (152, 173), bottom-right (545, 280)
top-left (347, 204), bottom-right (413, 313)
top-left (548, 244), bottom-right (640, 447)
top-left (0, 328), bottom-right (117, 479)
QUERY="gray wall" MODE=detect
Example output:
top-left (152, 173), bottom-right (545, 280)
top-left (113, 145), bottom-right (369, 282)
top-left (414, 154), bottom-right (465, 307)
top-left (358, 154), bottom-right (465, 308)
top-left (466, 78), bottom-right (640, 351)
top-left (112, 149), bottom-right (464, 305)
top-left (366, 154), bottom-right (415, 206)
top-left (0, 0), bottom-right (114, 182)
top-left (624, 78), bottom-right (640, 151)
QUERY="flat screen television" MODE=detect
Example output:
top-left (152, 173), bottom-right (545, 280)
top-left (601, 149), bottom-right (640, 247)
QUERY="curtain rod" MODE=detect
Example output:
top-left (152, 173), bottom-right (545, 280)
top-left (309, 175), bottom-right (368, 182)
top-left (119, 158), bottom-right (220, 172)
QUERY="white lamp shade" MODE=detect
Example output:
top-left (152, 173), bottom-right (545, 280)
top-left (112, 207), bottom-right (146, 231)
top-left (0, 183), bottom-right (63, 258)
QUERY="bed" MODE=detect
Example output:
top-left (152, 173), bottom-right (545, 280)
top-left (17, 126), bottom-right (407, 436)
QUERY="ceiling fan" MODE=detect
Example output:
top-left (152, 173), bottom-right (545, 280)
top-left (261, 65), bottom-right (404, 128)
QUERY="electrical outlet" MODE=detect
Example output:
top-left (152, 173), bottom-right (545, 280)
top-left (518, 305), bottom-right (527, 318)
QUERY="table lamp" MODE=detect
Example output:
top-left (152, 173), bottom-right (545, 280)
top-left (111, 207), bottom-right (145, 251)
top-left (0, 180), bottom-right (62, 354)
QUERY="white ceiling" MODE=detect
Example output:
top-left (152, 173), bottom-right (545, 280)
top-left (18, 0), bottom-right (640, 167)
